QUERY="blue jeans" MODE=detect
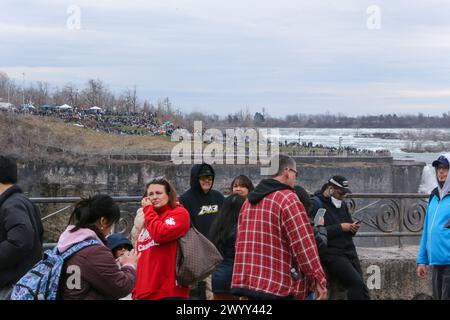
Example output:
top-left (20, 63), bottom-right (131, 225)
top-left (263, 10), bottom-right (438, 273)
top-left (306, 292), bottom-right (316, 300)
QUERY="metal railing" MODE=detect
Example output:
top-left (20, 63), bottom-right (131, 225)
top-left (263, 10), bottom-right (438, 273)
top-left (37, 193), bottom-right (429, 249)
top-left (37, 196), bottom-right (142, 250)
top-left (346, 193), bottom-right (428, 248)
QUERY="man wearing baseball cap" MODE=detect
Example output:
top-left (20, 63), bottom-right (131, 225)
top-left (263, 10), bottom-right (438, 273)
top-left (311, 175), bottom-right (370, 300)
top-left (179, 163), bottom-right (225, 300)
top-left (417, 154), bottom-right (450, 299)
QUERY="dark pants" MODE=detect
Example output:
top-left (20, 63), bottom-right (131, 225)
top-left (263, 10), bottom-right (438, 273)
top-left (432, 266), bottom-right (450, 300)
top-left (189, 281), bottom-right (206, 300)
top-left (0, 285), bottom-right (13, 300)
top-left (323, 255), bottom-right (370, 300)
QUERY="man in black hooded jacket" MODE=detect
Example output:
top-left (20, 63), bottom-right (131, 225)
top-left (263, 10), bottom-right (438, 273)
top-left (179, 163), bottom-right (225, 299)
top-left (0, 156), bottom-right (43, 300)
top-left (179, 163), bottom-right (225, 239)
top-left (310, 175), bottom-right (369, 300)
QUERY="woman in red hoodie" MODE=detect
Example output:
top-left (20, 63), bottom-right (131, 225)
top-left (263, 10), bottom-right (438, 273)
top-left (133, 178), bottom-right (190, 300)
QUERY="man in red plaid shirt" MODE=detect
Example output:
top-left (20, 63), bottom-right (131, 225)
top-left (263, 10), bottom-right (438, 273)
top-left (231, 155), bottom-right (327, 300)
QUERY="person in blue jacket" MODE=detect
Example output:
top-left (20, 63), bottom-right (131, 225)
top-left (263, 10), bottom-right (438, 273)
top-left (417, 154), bottom-right (450, 300)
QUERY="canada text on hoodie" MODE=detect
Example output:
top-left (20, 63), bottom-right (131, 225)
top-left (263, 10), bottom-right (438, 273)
top-left (133, 203), bottom-right (190, 300)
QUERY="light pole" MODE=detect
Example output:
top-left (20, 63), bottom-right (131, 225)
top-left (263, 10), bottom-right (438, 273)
top-left (22, 72), bottom-right (25, 106)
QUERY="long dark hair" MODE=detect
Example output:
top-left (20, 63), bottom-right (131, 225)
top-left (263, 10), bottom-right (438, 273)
top-left (68, 195), bottom-right (121, 244)
top-left (209, 194), bottom-right (246, 255)
top-left (143, 178), bottom-right (178, 208)
top-left (230, 175), bottom-right (254, 194)
top-left (294, 185), bottom-right (314, 218)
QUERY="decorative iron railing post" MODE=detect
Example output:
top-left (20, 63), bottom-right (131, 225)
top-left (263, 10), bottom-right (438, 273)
top-left (398, 197), bottom-right (404, 249)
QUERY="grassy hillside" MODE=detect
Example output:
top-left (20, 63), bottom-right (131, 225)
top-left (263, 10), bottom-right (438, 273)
top-left (0, 113), bottom-right (178, 162)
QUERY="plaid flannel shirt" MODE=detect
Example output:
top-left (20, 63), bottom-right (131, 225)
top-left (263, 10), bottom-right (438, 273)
top-left (231, 189), bottom-right (326, 299)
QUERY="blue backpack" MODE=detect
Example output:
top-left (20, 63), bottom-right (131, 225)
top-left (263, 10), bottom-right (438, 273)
top-left (10, 239), bottom-right (100, 300)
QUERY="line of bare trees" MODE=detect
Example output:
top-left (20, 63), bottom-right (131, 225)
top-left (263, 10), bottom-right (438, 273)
top-left (3, 71), bottom-right (450, 129)
top-left (0, 71), bottom-right (183, 122)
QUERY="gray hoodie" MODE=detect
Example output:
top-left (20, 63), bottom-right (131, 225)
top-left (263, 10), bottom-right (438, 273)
top-left (436, 153), bottom-right (450, 200)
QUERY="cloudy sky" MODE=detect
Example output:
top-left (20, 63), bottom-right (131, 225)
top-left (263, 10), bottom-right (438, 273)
top-left (2, 0), bottom-right (450, 116)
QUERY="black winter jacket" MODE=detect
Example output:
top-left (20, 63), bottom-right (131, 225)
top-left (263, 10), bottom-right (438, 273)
top-left (0, 185), bottom-right (43, 287)
top-left (179, 164), bottom-right (225, 239)
top-left (310, 192), bottom-right (356, 262)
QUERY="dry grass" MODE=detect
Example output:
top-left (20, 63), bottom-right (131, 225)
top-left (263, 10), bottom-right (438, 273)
top-left (0, 113), bottom-right (178, 160)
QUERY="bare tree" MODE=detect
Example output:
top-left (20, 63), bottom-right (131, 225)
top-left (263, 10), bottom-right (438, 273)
top-left (0, 72), bottom-right (11, 102)
top-left (82, 79), bottom-right (107, 108)
top-left (61, 83), bottom-right (78, 107)
top-left (142, 99), bottom-right (153, 113)
top-left (122, 86), bottom-right (139, 113)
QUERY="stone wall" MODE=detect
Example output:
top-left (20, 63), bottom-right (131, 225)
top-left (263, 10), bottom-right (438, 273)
top-left (18, 156), bottom-right (425, 197)
top-left (356, 246), bottom-right (432, 300)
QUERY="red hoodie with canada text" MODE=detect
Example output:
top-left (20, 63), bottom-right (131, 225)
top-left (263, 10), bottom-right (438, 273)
top-left (132, 203), bottom-right (190, 300)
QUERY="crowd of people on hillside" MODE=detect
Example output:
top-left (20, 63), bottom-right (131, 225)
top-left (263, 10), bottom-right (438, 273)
top-left (0, 105), bottom-right (176, 136)
top-left (2, 105), bottom-right (392, 159)
top-left (282, 141), bottom-right (391, 157)
top-left (1, 153), bottom-right (449, 300)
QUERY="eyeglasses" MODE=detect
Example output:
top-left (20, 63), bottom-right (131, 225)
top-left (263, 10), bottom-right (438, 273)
top-left (287, 168), bottom-right (298, 178)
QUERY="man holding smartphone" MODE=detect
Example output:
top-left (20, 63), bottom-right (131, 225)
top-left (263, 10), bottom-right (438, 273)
top-left (311, 175), bottom-right (370, 300)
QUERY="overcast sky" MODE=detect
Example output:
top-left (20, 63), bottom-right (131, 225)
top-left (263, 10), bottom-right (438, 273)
top-left (2, 0), bottom-right (450, 116)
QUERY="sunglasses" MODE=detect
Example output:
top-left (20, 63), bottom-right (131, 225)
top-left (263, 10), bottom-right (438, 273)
top-left (287, 168), bottom-right (298, 178)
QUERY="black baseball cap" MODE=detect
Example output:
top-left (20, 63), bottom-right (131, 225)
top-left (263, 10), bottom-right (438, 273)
top-left (198, 165), bottom-right (214, 177)
top-left (432, 155), bottom-right (449, 168)
top-left (328, 175), bottom-right (352, 194)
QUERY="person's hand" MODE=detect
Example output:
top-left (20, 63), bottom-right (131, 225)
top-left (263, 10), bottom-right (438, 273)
top-left (315, 281), bottom-right (328, 300)
top-left (349, 222), bottom-right (360, 234)
top-left (116, 250), bottom-right (140, 268)
top-left (417, 264), bottom-right (427, 278)
top-left (341, 223), bottom-right (352, 232)
top-left (141, 197), bottom-right (152, 208)
top-left (317, 217), bottom-right (325, 226)
top-left (341, 222), bottom-right (360, 234)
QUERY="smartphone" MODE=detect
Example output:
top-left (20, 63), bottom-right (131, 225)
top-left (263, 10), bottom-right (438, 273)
top-left (354, 219), bottom-right (362, 225)
top-left (314, 208), bottom-right (326, 226)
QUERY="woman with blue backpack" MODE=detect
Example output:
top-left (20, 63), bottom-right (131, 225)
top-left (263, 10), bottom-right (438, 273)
top-left (12, 195), bottom-right (139, 300)
top-left (56, 195), bottom-right (139, 299)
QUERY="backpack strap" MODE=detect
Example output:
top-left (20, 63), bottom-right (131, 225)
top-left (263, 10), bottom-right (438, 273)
top-left (60, 239), bottom-right (101, 261)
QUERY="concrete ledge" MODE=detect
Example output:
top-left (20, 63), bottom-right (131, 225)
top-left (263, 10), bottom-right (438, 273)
top-left (355, 246), bottom-right (432, 300)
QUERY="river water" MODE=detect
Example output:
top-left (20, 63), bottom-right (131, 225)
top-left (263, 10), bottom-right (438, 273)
top-left (276, 128), bottom-right (450, 193)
